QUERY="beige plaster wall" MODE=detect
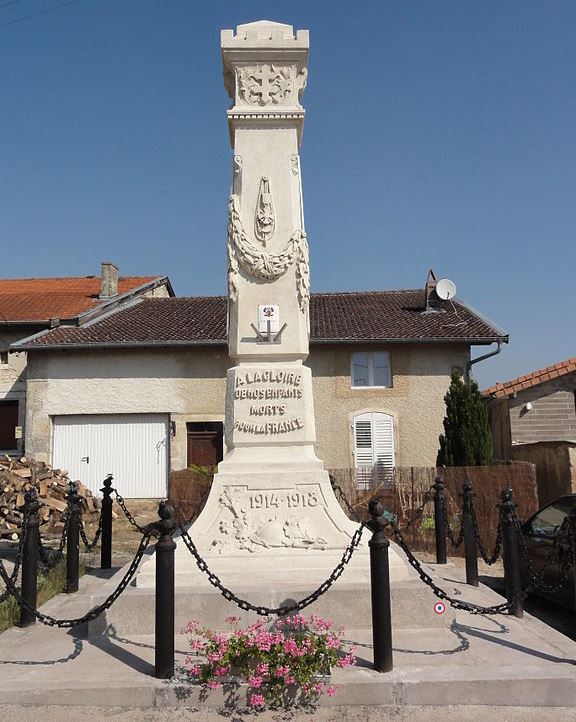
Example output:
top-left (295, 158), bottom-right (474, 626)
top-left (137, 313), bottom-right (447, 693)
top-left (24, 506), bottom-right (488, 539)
top-left (307, 344), bottom-right (469, 468)
top-left (25, 348), bottom-right (230, 470)
top-left (25, 342), bottom-right (469, 473)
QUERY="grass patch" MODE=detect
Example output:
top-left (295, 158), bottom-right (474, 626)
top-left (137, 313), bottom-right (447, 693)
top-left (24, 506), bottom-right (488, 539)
top-left (0, 558), bottom-right (86, 634)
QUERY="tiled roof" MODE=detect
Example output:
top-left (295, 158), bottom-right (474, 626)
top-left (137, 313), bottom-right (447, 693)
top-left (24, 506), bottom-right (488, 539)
top-left (483, 357), bottom-right (576, 399)
top-left (18, 290), bottom-right (506, 349)
top-left (0, 276), bottom-right (160, 323)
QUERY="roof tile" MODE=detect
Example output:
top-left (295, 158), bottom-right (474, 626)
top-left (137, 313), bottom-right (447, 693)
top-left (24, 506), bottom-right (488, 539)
top-left (0, 276), bottom-right (160, 323)
top-left (19, 290), bottom-right (506, 349)
top-left (484, 356), bottom-right (576, 398)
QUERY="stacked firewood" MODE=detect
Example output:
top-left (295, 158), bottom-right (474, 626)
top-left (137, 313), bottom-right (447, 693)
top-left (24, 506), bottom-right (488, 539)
top-left (0, 456), bottom-right (100, 540)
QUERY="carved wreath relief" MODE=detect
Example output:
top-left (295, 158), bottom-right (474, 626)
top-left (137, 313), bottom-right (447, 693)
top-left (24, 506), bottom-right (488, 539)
top-left (227, 195), bottom-right (310, 313)
top-left (209, 486), bottom-right (328, 554)
top-left (254, 177), bottom-right (275, 245)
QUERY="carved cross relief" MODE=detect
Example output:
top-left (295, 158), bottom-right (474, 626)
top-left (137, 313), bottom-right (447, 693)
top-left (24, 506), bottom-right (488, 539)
top-left (238, 64), bottom-right (293, 106)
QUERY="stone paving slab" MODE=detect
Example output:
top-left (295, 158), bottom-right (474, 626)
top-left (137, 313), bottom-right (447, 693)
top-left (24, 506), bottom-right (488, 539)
top-left (0, 561), bottom-right (574, 710)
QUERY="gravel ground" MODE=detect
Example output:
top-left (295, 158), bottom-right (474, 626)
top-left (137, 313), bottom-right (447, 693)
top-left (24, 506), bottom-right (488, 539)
top-left (0, 704), bottom-right (574, 722)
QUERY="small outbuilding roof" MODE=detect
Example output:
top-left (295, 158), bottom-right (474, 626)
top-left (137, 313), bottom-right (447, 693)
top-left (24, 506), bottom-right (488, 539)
top-left (483, 356), bottom-right (576, 399)
top-left (15, 290), bottom-right (507, 350)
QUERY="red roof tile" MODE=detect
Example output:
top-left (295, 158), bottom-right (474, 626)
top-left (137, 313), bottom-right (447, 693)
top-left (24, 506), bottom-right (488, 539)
top-left (0, 276), bottom-right (160, 323)
top-left (483, 356), bottom-right (576, 398)
top-left (17, 290), bottom-right (507, 349)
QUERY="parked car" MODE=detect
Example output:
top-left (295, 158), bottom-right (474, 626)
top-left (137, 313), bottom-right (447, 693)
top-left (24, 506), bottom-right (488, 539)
top-left (520, 494), bottom-right (576, 610)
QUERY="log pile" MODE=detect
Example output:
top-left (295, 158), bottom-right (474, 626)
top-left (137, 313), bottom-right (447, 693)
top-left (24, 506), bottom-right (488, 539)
top-left (0, 456), bottom-right (100, 540)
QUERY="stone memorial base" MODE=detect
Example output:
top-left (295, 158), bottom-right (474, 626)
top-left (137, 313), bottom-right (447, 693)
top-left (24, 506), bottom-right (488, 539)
top-left (137, 468), bottom-right (411, 588)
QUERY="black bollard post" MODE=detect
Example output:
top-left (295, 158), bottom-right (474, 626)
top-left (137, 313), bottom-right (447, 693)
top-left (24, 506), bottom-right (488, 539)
top-left (433, 476), bottom-right (447, 565)
top-left (100, 475), bottom-right (114, 570)
top-left (461, 479), bottom-right (479, 586)
top-left (368, 500), bottom-right (393, 673)
top-left (65, 481), bottom-right (81, 594)
top-left (154, 500), bottom-right (177, 679)
top-left (19, 489), bottom-right (40, 627)
top-left (500, 488), bottom-right (523, 618)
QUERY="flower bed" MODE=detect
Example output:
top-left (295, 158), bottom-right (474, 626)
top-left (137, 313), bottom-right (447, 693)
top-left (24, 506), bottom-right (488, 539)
top-left (181, 613), bottom-right (356, 709)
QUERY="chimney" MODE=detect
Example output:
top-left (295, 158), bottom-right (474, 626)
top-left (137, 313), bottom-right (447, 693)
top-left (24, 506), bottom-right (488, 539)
top-left (99, 261), bottom-right (119, 299)
top-left (424, 268), bottom-right (440, 311)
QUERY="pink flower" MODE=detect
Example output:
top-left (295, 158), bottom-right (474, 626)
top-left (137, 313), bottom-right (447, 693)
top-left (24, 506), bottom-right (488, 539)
top-left (337, 653), bottom-right (356, 668)
top-left (215, 666), bottom-right (229, 677)
top-left (256, 662), bottom-right (269, 675)
top-left (207, 652), bottom-right (223, 663)
top-left (314, 682), bottom-right (324, 694)
top-left (225, 615), bottom-right (239, 624)
top-left (188, 664), bottom-right (201, 677)
top-left (206, 679), bottom-right (222, 690)
top-left (275, 665), bottom-right (290, 677)
top-left (327, 636), bottom-right (340, 649)
top-left (327, 686), bottom-right (336, 697)
top-left (249, 693), bottom-right (265, 709)
top-left (284, 675), bottom-right (295, 685)
top-left (248, 675), bottom-right (263, 688)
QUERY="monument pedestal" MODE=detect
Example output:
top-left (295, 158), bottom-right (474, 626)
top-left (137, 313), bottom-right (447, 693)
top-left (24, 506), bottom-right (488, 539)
top-left (137, 468), bottom-right (410, 588)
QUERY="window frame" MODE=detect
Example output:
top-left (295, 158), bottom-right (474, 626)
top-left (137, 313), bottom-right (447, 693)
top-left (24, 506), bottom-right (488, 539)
top-left (350, 351), bottom-right (392, 389)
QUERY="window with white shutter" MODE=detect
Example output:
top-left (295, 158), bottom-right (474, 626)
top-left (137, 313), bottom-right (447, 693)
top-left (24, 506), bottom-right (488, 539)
top-left (353, 412), bottom-right (395, 489)
top-left (351, 352), bottom-right (391, 388)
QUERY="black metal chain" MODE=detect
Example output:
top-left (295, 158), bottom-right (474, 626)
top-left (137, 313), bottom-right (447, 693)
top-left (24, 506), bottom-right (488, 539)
top-left (0, 532), bottom-right (152, 627)
top-left (37, 511), bottom-right (69, 569)
top-left (179, 523), bottom-right (365, 617)
top-left (113, 490), bottom-right (148, 534)
top-left (512, 508), bottom-right (575, 594)
top-left (385, 517), bottom-right (521, 614)
top-left (0, 506), bottom-right (29, 603)
top-left (470, 498), bottom-right (503, 565)
top-left (443, 501), bottom-right (464, 548)
top-left (79, 514), bottom-right (103, 551)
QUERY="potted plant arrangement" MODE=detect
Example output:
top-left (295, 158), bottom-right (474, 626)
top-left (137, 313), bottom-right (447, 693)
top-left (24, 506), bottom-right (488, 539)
top-left (181, 613), bottom-right (356, 709)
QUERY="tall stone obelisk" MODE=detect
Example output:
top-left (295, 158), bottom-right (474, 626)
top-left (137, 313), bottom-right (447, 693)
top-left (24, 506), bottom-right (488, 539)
top-left (140, 21), bottom-right (407, 587)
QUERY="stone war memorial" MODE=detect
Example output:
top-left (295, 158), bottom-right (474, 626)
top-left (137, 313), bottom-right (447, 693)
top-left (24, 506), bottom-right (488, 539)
top-left (138, 20), bottom-right (409, 599)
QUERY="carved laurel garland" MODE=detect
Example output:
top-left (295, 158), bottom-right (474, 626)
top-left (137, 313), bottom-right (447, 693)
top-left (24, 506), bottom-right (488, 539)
top-left (227, 195), bottom-right (310, 313)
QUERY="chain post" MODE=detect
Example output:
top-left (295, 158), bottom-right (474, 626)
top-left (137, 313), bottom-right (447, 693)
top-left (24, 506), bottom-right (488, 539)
top-left (19, 489), bottom-right (39, 627)
top-left (368, 500), bottom-right (393, 673)
top-left (500, 488), bottom-right (523, 618)
top-left (154, 500), bottom-right (178, 679)
top-left (100, 475), bottom-right (114, 569)
top-left (65, 481), bottom-right (81, 594)
top-left (461, 478), bottom-right (479, 586)
top-left (433, 476), bottom-right (447, 565)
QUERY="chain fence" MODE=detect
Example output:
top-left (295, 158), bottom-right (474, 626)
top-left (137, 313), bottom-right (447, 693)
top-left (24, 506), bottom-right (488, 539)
top-left (0, 532), bottom-right (152, 628)
top-left (37, 511), bottom-right (69, 569)
top-left (79, 515), bottom-right (103, 552)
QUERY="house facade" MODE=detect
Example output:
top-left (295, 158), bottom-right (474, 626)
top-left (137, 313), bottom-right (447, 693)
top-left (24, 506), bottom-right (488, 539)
top-left (0, 263), bottom-right (173, 455)
top-left (15, 286), bottom-right (507, 497)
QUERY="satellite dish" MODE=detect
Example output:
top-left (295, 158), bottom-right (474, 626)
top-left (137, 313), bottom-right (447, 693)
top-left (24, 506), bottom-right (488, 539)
top-left (436, 278), bottom-right (457, 301)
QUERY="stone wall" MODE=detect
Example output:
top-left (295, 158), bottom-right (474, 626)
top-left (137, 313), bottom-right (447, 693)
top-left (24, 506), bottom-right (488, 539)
top-left (510, 440), bottom-right (576, 506)
top-left (24, 342), bottom-right (468, 474)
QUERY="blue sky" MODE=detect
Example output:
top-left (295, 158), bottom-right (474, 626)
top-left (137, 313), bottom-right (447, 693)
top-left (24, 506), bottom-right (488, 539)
top-left (2, 1), bottom-right (575, 388)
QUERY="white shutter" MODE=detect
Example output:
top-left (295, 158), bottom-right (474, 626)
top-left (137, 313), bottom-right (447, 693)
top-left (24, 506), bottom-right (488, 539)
top-left (353, 412), bottom-right (395, 488)
top-left (373, 413), bottom-right (395, 484)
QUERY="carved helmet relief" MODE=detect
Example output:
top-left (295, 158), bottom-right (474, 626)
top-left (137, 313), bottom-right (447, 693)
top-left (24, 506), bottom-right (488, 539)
top-left (237, 64), bottom-right (293, 106)
top-left (254, 177), bottom-right (275, 245)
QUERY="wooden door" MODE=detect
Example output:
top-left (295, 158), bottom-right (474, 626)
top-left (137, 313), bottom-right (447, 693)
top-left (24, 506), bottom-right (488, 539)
top-left (187, 423), bottom-right (223, 468)
top-left (0, 400), bottom-right (18, 450)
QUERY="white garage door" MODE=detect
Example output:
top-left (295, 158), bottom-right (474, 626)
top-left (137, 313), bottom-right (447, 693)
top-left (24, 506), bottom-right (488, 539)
top-left (52, 414), bottom-right (169, 498)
